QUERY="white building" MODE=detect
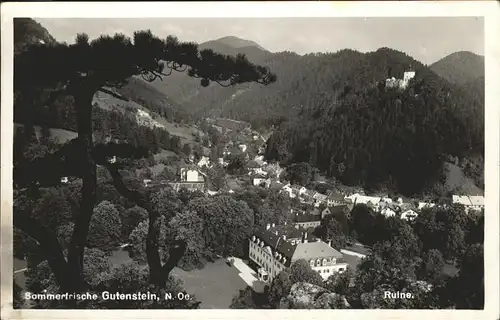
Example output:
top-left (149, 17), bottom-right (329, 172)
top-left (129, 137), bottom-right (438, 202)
top-left (249, 224), bottom-right (349, 283)
top-left (281, 184), bottom-right (296, 198)
top-left (452, 195), bottom-right (485, 213)
top-left (218, 157), bottom-right (228, 167)
top-left (401, 209), bottom-right (418, 221)
top-left (402, 71), bottom-right (416, 89)
top-left (381, 207), bottom-right (397, 218)
top-left (197, 156), bottom-right (211, 168)
top-left (418, 202), bottom-right (436, 210)
top-left (238, 144), bottom-right (248, 153)
top-left (280, 184), bottom-right (306, 198)
top-left (253, 176), bottom-right (270, 187)
top-left (347, 193), bottom-right (382, 210)
top-left (385, 70), bottom-right (416, 90)
top-left (380, 197), bottom-right (393, 204)
top-left (312, 193), bottom-right (328, 207)
top-left (135, 109), bottom-right (165, 129)
top-left (292, 185), bottom-right (307, 197)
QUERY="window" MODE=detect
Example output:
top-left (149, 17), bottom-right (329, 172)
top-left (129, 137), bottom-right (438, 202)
top-left (339, 268), bottom-right (344, 272)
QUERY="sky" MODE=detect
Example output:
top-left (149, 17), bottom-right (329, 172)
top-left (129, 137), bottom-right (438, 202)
top-left (36, 17), bottom-right (484, 65)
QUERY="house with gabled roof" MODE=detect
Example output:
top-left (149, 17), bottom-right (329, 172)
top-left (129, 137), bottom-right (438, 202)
top-left (249, 224), bottom-right (349, 283)
top-left (312, 192), bottom-right (328, 207)
top-left (247, 160), bottom-right (267, 176)
top-left (291, 185), bottom-right (307, 197)
top-left (293, 211), bottom-right (322, 229)
top-left (326, 192), bottom-right (346, 207)
top-left (197, 156), bottom-right (211, 168)
top-left (167, 166), bottom-right (207, 192)
top-left (401, 209), bottom-right (418, 221)
top-left (253, 175), bottom-right (270, 188)
top-left (452, 195), bottom-right (484, 213)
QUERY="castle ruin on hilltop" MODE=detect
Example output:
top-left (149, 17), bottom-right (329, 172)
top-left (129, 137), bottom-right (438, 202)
top-left (385, 66), bottom-right (416, 90)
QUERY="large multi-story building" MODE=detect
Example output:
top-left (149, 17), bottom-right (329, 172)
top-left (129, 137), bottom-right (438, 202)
top-left (248, 224), bottom-right (349, 283)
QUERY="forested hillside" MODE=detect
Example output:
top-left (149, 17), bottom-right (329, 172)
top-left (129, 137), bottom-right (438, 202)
top-left (265, 48), bottom-right (484, 196)
top-left (145, 41), bottom-right (484, 134)
top-left (430, 51), bottom-right (484, 85)
top-left (113, 77), bottom-right (195, 124)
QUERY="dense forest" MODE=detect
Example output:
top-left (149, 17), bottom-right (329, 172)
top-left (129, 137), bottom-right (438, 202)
top-left (262, 48), bottom-right (484, 196)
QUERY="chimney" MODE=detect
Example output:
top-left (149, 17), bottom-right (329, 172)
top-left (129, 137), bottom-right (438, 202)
top-left (282, 235), bottom-right (287, 241)
top-left (328, 240), bottom-right (332, 247)
top-left (303, 232), bottom-right (308, 243)
top-left (272, 223), bottom-right (275, 228)
top-left (266, 223), bottom-right (270, 230)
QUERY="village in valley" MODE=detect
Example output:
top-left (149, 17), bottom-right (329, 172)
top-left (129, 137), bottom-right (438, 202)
top-left (75, 105), bottom-right (484, 292)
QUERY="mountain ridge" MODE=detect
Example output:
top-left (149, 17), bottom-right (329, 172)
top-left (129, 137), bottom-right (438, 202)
top-left (430, 51), bottom-right (484, 85)
top-left (206, 36), bottom-right (268, 51)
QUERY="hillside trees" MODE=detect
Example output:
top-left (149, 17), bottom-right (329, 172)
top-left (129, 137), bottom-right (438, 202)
top-left (264, 49), bottom-right (483, 197)
top-left (187, 195), bottom-right (255, 257)
top-left (14, 29), bottom-right (276, 295)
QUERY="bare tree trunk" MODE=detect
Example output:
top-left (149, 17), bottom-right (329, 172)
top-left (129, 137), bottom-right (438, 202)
top-left (147, 211), bottom-right (164, 285)
top-left (67, 89), bottom-right (96, 291)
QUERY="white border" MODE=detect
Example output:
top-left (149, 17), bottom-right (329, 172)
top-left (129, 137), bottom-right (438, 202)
top-left (1, 2), bottom-right (499, 320)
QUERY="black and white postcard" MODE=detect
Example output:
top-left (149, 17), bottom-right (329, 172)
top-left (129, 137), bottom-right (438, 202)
top-left (1, 2), bottom-right (499, 320)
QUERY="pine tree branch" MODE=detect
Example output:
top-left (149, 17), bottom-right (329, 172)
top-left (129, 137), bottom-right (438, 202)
top-left (97, 87), bottom-right (130, 102)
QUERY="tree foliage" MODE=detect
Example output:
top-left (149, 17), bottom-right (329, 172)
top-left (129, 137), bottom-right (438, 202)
top-left (87, 201), bottom-right (123, 252)
top-left (264, 49), bottom-right (483, 196)
top-left (187, 195), bottom-right (254, 257)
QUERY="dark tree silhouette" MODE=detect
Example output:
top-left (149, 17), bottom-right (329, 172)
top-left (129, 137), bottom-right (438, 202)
top-left (14, 30), bottom-right (276, 293)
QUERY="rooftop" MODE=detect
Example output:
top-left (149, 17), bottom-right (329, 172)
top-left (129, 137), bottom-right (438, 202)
top-left (252, 224), bottom-right (343, 266)
top-left (293, 213), bottom-right (322, 223)
top-left (313, 193), bottom-right (327, 200)
top-left (304, 190), bottom-right (317, 198)
top-left (328, 192), bottom-right (345, 201)
top-left (292, 241), bottom-right (343, 261)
